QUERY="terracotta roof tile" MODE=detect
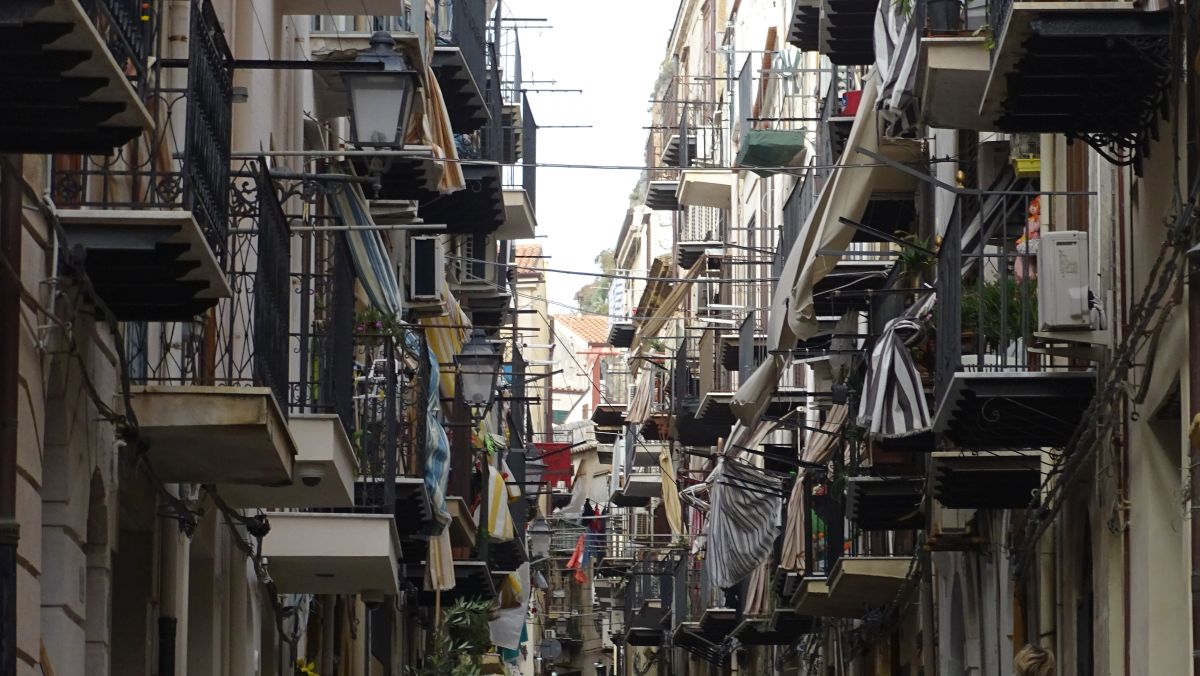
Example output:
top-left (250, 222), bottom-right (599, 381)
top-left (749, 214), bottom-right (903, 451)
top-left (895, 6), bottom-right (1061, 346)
top-left (554, 314), bottom-right (610, 345)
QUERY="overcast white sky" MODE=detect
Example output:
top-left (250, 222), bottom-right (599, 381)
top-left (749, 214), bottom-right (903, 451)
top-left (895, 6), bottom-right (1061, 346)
top-left (503, 0), bottom-right (679, 308)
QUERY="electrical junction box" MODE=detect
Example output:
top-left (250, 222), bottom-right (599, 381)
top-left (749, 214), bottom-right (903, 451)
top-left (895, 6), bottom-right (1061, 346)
top-left (1037, 231), bottom-right (1091, 330)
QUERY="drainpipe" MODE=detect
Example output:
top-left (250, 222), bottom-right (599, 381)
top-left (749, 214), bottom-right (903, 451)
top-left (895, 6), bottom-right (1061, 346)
top-left (0, 155), bottom-right (22, 676)
top-left (1038, 523), bottom-right (1056, 652)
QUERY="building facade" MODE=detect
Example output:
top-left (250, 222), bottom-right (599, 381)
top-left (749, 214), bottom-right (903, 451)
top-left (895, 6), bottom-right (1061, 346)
top-left (527, 1), bottom-right (1200, 676)
top-left (1, 1), bottom-right (545, 675)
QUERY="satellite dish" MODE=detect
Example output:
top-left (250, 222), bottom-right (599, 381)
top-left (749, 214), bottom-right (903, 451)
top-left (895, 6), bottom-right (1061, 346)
top-left (538, 638), bottom-right (563, 661)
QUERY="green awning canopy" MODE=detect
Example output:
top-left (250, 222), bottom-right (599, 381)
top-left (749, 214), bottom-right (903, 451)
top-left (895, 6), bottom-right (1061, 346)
top-left (735, 128), bottom-right (808, 175)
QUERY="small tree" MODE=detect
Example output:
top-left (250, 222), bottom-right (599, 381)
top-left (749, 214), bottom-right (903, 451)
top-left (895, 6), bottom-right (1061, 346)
top-left (574, 248), bottom-right (618, 314)
top-left (410, 598), bottom-right (493, 676)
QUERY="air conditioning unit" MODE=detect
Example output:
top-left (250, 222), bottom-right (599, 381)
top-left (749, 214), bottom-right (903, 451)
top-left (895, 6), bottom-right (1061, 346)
top-left (453, 232), bottom-right (497, 289)
top-left (408, 235), bottom-right (445, 302)
top-left (1037, 231), bottom-right (1091, 330)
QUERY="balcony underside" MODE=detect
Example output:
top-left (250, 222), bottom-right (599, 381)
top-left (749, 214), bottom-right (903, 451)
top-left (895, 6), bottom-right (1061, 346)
top-left (933, 451), bottom-right (1041, 509)
top-left (855, 197), bottom-right (917, 243)
top-left (677, 169), bottom-right (735, 210)
top-left (221, 414), bottom-right (357, 508)
top-left (828, 556), bottom-right (911, 609)
top-left (696, 390), bottom-right (808, 426)
top-left (126, 386), bottom-right (296, 486)
top-left (355, 476), bottom-right (438, 540)
top-left (919, 36), bottom-right (995, 131)
top-left (369, 160), bottom-right (505, 234)
top-left (609, 486), bottom-right (651, 508)
top-left (676, 241), bottom-right (722, 270)
top-left (721, 333), bottom-right (767, 371)
top-left (0, 0), bottom-right (153, 153)
top-left (820, 0), bottom-right (877, 65)
top-left (673, 623), bottom-right (729, 665)
top-left (934, 371), bottom-right (1096, 449)
top-left (487, 537), bottom-right (527, 573)
top-left (627, 602), bottom-right (668, 646)
top-left (671, 403), bottom-right (733, 446)
top-left (789, 1), bottom-right (821, 52)
top-left (623, 472), bottom-right (663, 499)
top-left (591, 403), bottom-right (627, 427)
top-left (661, 134), bottom-right (696, 168)
top-left (432, 46), bottom-right (489, 134)
top-left (646, 180), bottom-right (680, 211)
top-left (845, 476), bottom-right (924, 531)
top-left (792, 575), bottom-right (867, 618)
top-left (59, 209), bottom-right (230, 321)
top-left (260, 512), bottom-right (401, 595)
top-left (409, 560), bottom-right (496, 605)
top-left (496, 188), bottom-right (536, 240)
top-left (983, 5), bottom-right (1172, 169)
top-left (608, 321), bottom-right (635, 348)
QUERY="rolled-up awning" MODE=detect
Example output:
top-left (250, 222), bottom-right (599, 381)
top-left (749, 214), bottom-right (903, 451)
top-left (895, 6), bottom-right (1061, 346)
top-left (629, 256), bottom-right (707, 369)
top-left (857, 295), bottom-right (935, 440)
top-left (327, 180), bottom-right (404, 315)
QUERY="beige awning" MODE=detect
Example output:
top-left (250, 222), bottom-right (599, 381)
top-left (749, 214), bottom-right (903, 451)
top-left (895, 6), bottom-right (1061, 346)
top-left (628, 256), bottom-right (707, 367)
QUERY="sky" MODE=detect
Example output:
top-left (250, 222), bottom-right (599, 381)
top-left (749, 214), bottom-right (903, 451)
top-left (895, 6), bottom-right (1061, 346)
top-left (502, 0), bottom-right (680, 308)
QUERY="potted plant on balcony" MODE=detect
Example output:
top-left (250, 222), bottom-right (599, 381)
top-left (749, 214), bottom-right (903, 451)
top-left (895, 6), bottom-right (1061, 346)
top-left (960, 278), bottom-right (1037, 353)
top-left (896, 233), bottom-right (936, 290)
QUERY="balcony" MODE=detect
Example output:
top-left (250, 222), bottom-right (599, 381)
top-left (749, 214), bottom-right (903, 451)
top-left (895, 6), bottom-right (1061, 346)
top-left (646, 180), bottom-right (680, 211)
top-left (260, 513), bottom-right (401, 595)
top-left (219, 414), bottom-right (358, 508)
top-left (820, 0), bottom-right (878, 65)
top-left (792, 576), bottom-right (865, 618)
top-left (431, 0), bottom-right (490, 132)
top-left (0, 0), bottom-right (154, 153)
top-left (496, 188), bottom-right (537, 240)
top-left (845, 476), bottom-right (924, 531)
top-left (624, 560), bottom-right (672, 646)
top-left (932, 450), bottom-right (1041, 509)
top-left (733, 609), bottom-right (816, 645)
top-left (979, 1), bottom-right (1172, 171)
top-left (919, 35), bottom-right (994, 130)
top-left (50, 0), bottom-right (232, 320)
top-left (735, 129), bottom-right (808, 173)
top-left (125, 386), bottom-right (295, 485)
top-left (373, 158), bottom-right (506, 234)
top-left (932, 192), bottom-right (1098, 449)
top-left (676, 170), bottom-right (735, 211)
top-left (827, 556), bottom-right (912, 610)
top-left (789, 0), bottom-right (822, 51)
top-left (673, 622), bottom-right (730, 666)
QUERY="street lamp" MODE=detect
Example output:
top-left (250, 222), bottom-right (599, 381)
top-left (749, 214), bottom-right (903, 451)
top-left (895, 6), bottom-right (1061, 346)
top-left (342, 31), bottom-right (419, 149)
top-left (528, 518), bottom-right (552, 560)
top-left (455, 330), bottom-right (501, 421)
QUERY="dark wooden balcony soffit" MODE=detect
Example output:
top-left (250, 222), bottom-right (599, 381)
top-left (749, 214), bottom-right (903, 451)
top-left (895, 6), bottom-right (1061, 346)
top-left (0, 0), bottom-right (152, 153)
top-left (608, 321), bottom-right (636, 348)
top-left (432, 46), bottom-right (490, 134)
top-left (591, 403), bottom-right (627, 427)
top-left (845, 475), bottom-right (924, 531)
top-left (993, 7), bottom-right (1172, 173)
top-left (933, 371), bottom-right (1096, 450)
top-left (358, 159), bottom-right (505, 233)
top-left (789, 0), bottom-right (821, 52)
top-left (811, 260), bottom-right (893, 316)
top-left (933, 451), bottom-right (1041, 509)
top-left (672, 623), bottom-right (730, 665)
top-left (646, 180), bottom-right (681, 211)
top-left (820, 0), bottom-right (878, 66)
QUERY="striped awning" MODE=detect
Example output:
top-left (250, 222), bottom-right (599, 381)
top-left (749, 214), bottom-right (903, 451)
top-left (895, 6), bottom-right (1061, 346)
top-left (874, 0), bottom-right (920, 137)
top-left (327, 181), bottom-right (404, 314)
top-left (420, 289), bottom-right (471, 398)
top-left (856, 315), bottom-right (932, 440)
top-left (705, 458), bottom-right (784, 589)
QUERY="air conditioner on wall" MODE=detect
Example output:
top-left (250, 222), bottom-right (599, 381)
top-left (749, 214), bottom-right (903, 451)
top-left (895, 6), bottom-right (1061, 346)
top-left (408, 235), bottom-right (445, 302)
top-left (1037, 231), bottom-right (1092, 331)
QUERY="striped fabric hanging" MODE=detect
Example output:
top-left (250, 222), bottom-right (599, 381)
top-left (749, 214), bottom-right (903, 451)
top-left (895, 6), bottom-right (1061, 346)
top-left (857, 314), bottom-right (932, 440)
top-left (705, 459), bottom-right (784, 589)
top-left (874, 0), bottom-right (920, 137)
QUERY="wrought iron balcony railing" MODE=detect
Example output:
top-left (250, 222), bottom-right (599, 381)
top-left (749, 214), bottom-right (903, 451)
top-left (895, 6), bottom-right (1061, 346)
top-left (80, 0), bottom-right (153, 94)
top-left (123, 159), bottom-right (289, 413)
top-left (51, 0), bottom-right (233, 262)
